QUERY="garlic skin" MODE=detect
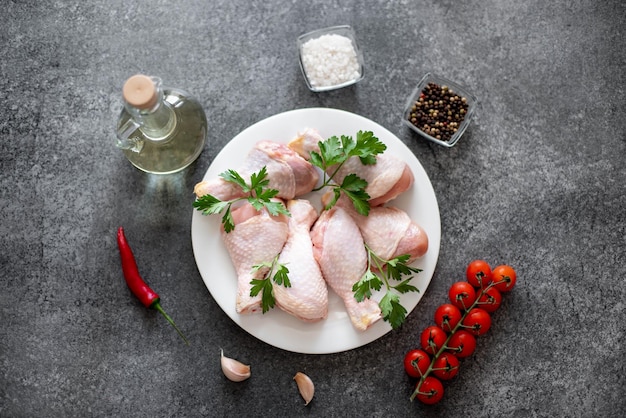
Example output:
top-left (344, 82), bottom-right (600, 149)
top-left (293, 372), bottom-right (314, 405)
top-left (220, 349), bottom-right (251, 382)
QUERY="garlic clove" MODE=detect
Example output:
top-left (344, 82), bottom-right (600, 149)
top-left (293, 372), bottom-right (314, 405)
top-left (220, 349), bottom-right (251, 382)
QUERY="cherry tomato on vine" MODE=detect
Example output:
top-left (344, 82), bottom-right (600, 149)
top-left (420, 326), bottom-right (447, 355)
top-left (432, 352), bottom-right (460, 380)
top-left (415, 376), bottom-right (444, 405)
top-left (462, 308), bottom-right (492, 336)
top-left (446, 330), bottom-right (477, 358)
top-left (466, 259), bottom-right (492, 288)
top-left (403, 349), bottom-right (431, 379)
top-left (448, 282), bottom-right (477, 310)
top-left (477, 286), bottom-right (502, 313)
top-left (492, 265), bottom-right (517, 292)
top-left (434, 303), bottom-right (462, 332)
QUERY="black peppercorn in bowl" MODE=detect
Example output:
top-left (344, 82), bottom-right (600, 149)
top-left (402, 73), bottom-right (478, 147)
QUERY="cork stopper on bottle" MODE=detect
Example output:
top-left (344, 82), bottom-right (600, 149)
top-left (123, 74), bottom-right (158, 109)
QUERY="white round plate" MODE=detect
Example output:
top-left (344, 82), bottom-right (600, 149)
top-left (191, 108), bottom-right (440, 354)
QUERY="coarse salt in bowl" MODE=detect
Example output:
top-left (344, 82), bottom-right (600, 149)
top-left (402, 73), bottom-right (478, 148)
top-left (297, 25), bottom-right (364, 92)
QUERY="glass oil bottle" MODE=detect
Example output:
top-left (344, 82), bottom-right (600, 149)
top-left (116, 74), bottom-right (207, 174)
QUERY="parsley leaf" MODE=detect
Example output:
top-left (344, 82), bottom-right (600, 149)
top-left (310, 131), bottom-right (386, 214)
top-left (352, 271), bottom-right (383, 302)
top-left (354, 130), bottom-right (387, 163)
top-left (386, 254), bottom-right (423, 282)
top-left (192, 166), bottom-right (290, 232)
top-left (340, 174), bottom-right (371, 216)
top-left (354, 245), bottom-right (421, 330)
top-left (393, 277), bottom-right (420, 294)
top-left (379, 291), bottom-right (407, 331)
top-left (272, 264), bottom-right (291, 287)
top-left (221, 206), bottom-right (235, 233)
top-left (248, 166), bottom-right (271, 192)
top-left (220, 169), bottom-right (248, 190)
top-left (193, 194), bottom-right (227, 215)
top-left (249, 278), bottom-right (275, 313)
top-left (318, 135), bottom-right (344, 166)
top-left (249, 257), bottom-right (291, 313)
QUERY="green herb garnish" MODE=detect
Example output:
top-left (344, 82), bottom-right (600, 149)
top-left (193, 166), bottom-right (290, 233)
top-left (352, 246), bottom-right (422, 330)
top-left (310, 131), bottom-right (387, 216)
top-left (249, 256), bottom-right (291, 313)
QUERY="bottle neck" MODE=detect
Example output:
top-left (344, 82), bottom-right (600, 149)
top-left (125, 87), bottom-right (176, 141)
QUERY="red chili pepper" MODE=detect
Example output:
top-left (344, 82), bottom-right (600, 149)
top-left (116, 226), bottom-right (189, 345)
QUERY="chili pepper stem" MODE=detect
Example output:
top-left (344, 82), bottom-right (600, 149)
top-left (152, 301), bottom-right (190, 345)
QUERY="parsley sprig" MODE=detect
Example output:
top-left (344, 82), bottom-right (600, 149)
top-left (192, 166), bottom-right (290, 233)
top-left (249, 255), bottom-right (290, 313)
top-left (352, 245), bottom-right (422, 330)
top-left (310, 131), bottom-right (387, 216)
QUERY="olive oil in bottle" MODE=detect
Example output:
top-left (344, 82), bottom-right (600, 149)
top-left (116, 74), bottom-right (207, 174)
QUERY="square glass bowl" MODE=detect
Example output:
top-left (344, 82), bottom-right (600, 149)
top-left (402, 73), bottom-right (478, 147)
top-left (297, 25), bottom-right (365, 92)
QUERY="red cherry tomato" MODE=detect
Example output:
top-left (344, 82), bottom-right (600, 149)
top-left (403, 349), bottom-right (431, 378)
top-left (414, 376), bottom-right (444, 405)
top-left (434, 303), bottom-right (462, 332)
top-left (477, 286), bottom-right (502, 313)
top-left (448, 282), bottom-right (477, 310)
top-left (432, 352), bottom-right (460, 380)
top-left (446, 330), bottom-right (477, 358)
top-left (492, 265), bottom-right (517, 292)
top-left (466, 260), bottom-right (492, 288)
top-left (420, 326), bottom-right (447, 355)
top-left (462, 308), bottom-right (492, 336)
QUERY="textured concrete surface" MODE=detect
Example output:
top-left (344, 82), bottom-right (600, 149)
top-left (1, 0), bottom-right (625, 417)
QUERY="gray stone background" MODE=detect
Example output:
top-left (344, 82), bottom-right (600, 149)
top-left (1, 0), bottom-right (624, 417)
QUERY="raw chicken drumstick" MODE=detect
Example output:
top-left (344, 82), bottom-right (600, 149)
top-left (288, 128), bottom-right (414, 206)
top-left (274, 199), bottom-right (329, 322)
top-left (221, 202), bottom-right (289, 314)
top-left (194, 140), bottom-right (319, 201)
top-left (325, 193), bottom-right (429, 264)
top-left (310, 206), bottom-right (382, 331)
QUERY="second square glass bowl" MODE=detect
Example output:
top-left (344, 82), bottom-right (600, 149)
top-left (403, 73), bottom-right (478, 147)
